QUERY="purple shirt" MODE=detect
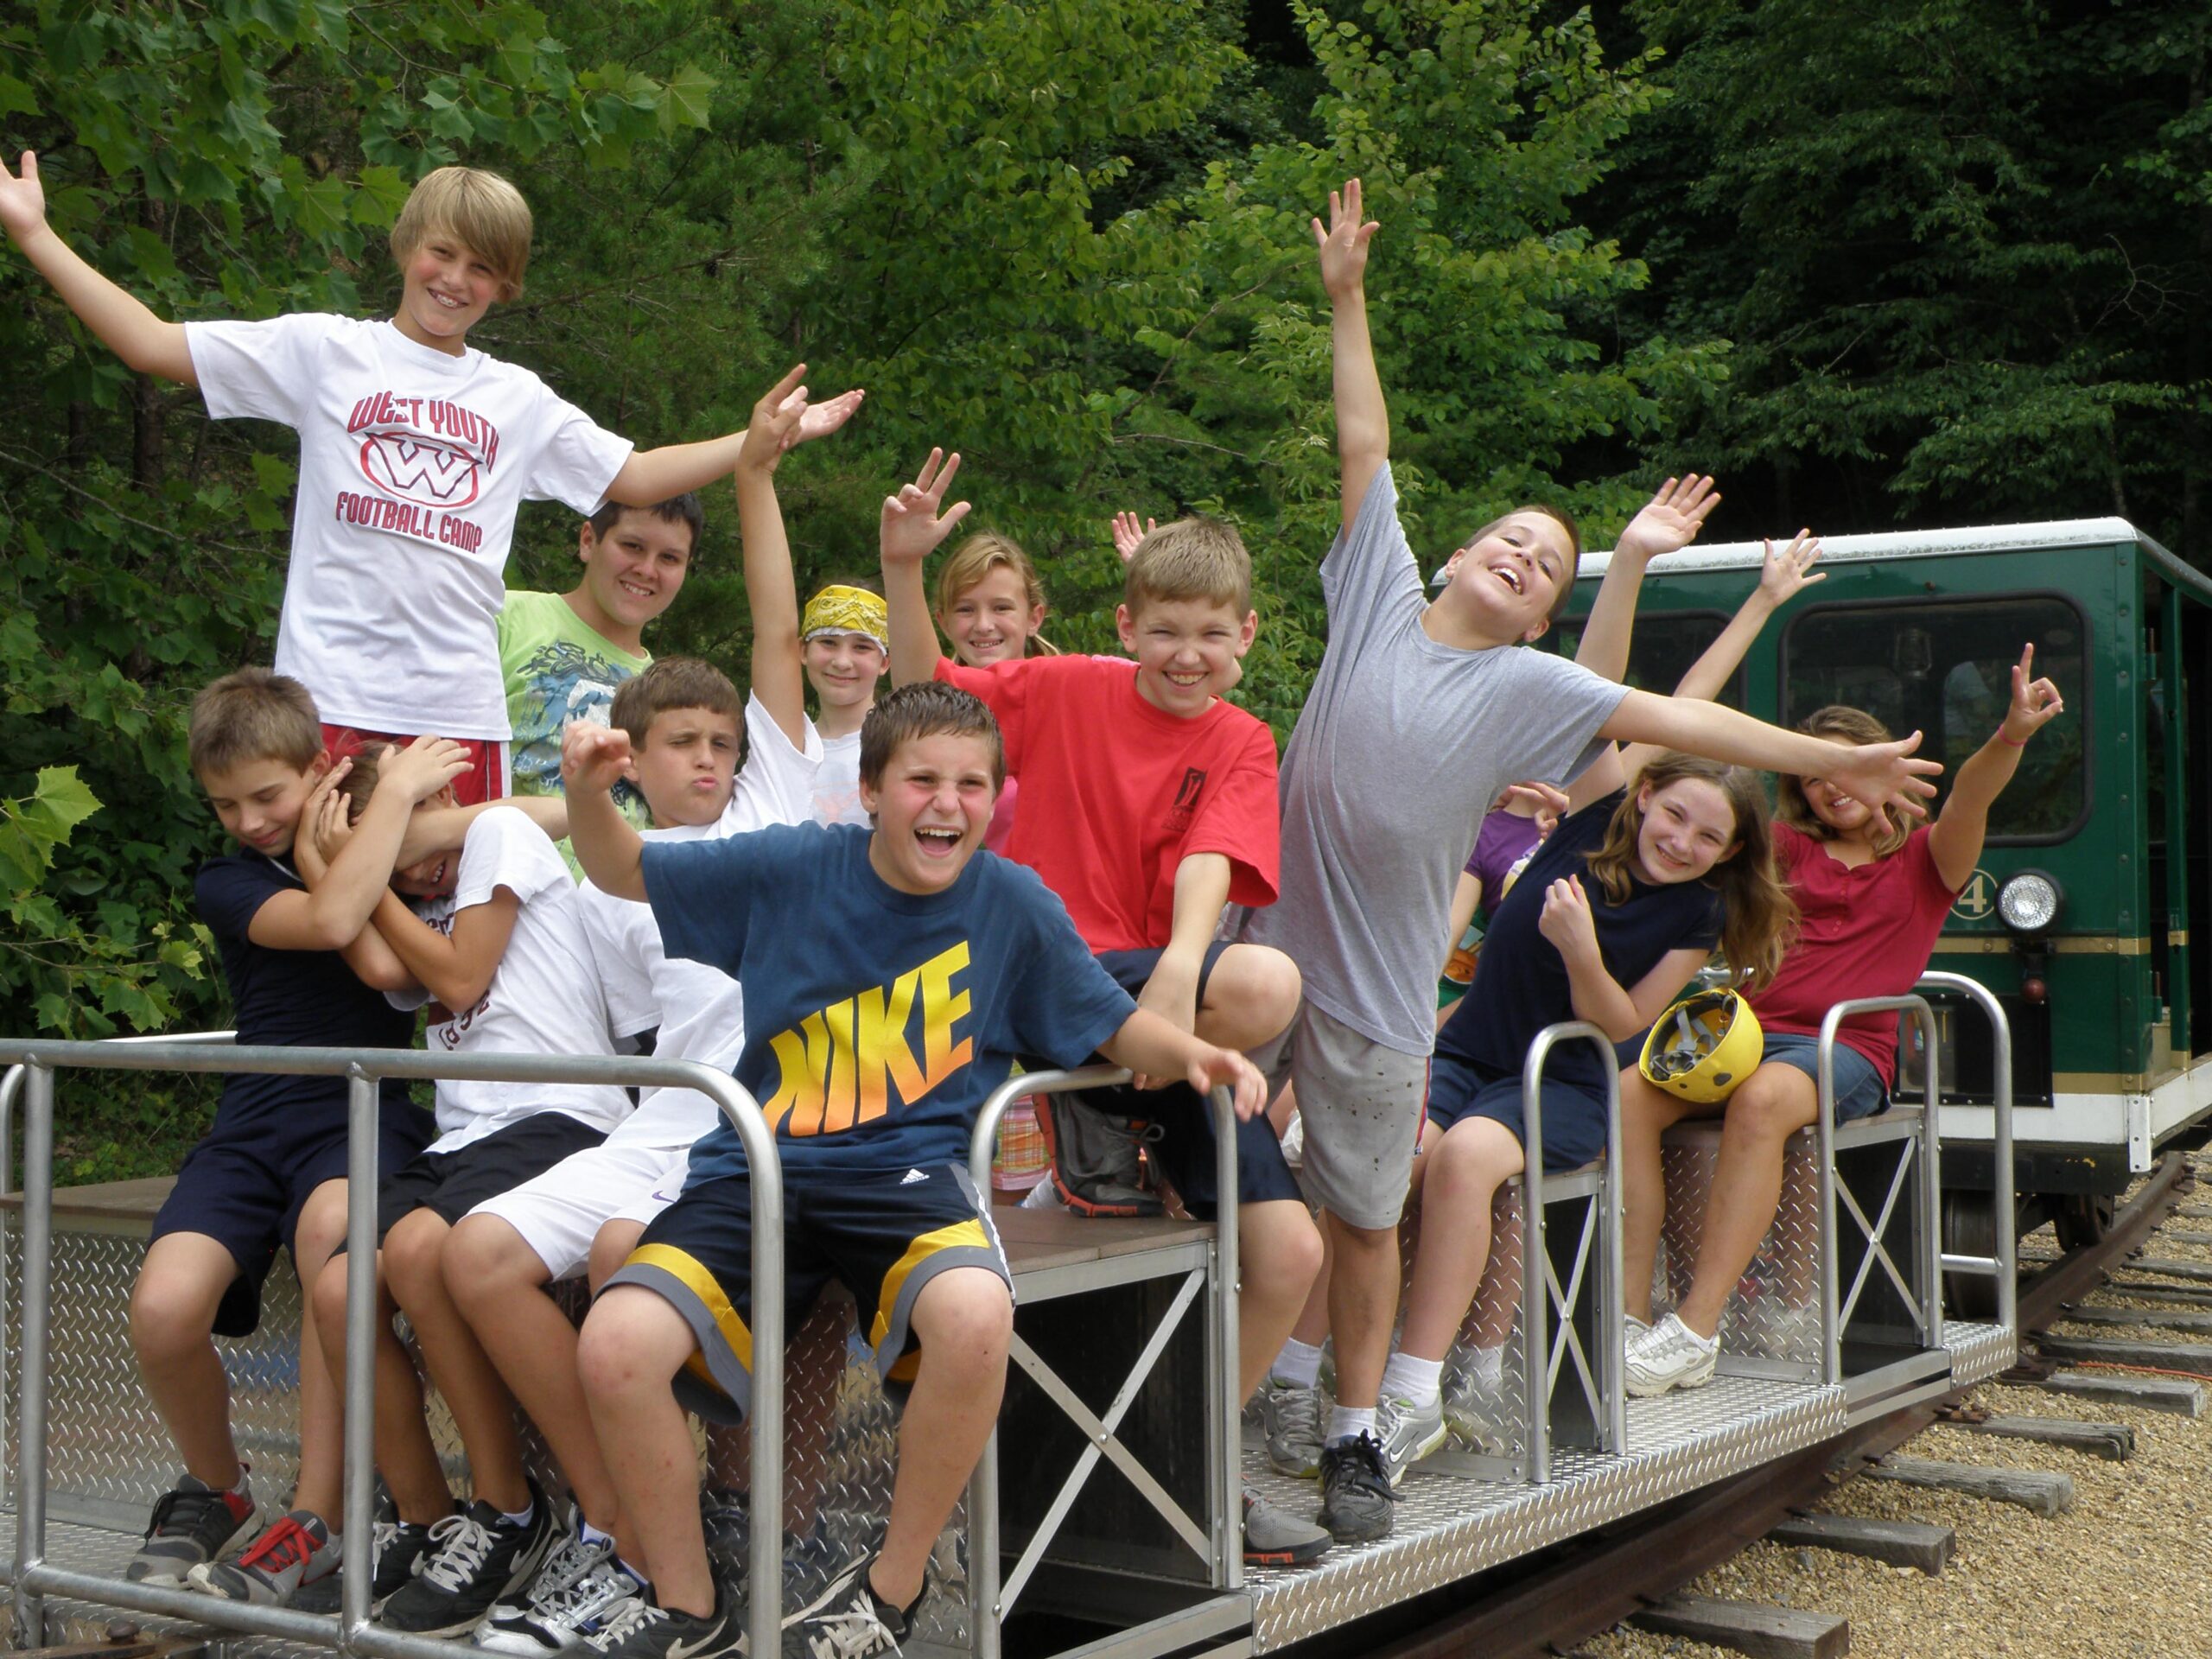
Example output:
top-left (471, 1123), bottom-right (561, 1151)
top-left (1465, 809), bottom-right (1546, 920)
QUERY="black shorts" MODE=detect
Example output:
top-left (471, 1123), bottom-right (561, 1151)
top-left (605, 1161), bottom-right (1011, 1425)
top-left (1085, 942), bottom-right (1301, 1217)
top-left (360, 1112), bottom-right (608, 1244)
top-left (1426, 1052), bottom-right (1608, 1175)
top-left (152, 1099), bottom-right (433, 1338)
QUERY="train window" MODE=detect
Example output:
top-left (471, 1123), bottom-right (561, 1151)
top-left (1779, 594), bottom-right (2088, 843)
top-left (1555, 610), bottom-right (1745, 706)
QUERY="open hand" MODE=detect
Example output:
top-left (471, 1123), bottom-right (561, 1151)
top-left (292, 760), bottom-right (352, 882)
top-left (740, 364), bottom-right (810, 476)
top-left (793, 385), bottom-right (864, 446)
top-left (1757, 530), bottom-right (1825, 605)
top-left (1497, 779), bottom-right (1571, 837)
top-left (1826, 731), bottom-right (1944, 821)
top-left (1110, 512), bottom-right (1155, 564)
top-left (880, 448), bottom-right (972, 565)
top-left (1186, 1043), bottom-right (1269, 1122)
top-left (381, 734), bottom-right (471, 804)
top-left (1312, 177), bottom-right (1379, 300)
top-left (0, 150), bottom-right (49, 247)
top-left (1535, 874), bottom-right (1599, 959)
top-left (561, 721), bottom-right (634, 797)
top-left (2000, 644), bottom-right (2063, 745)
top-left (1614, 474), bottom-right (1720, 563)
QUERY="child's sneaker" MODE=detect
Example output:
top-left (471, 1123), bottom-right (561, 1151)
top-left (1373, 1394), bottom-right (1446, 1485)
top-left (779, 1558), bottom-right (912, 1659)
top-left (381, 1488), bottom-right (559, 1637)
top-left (125, 1470), bottom-right (258, 1586)
top-left (1257, 1379), bottom-right (1325, 1478)
top-left (588, 1580), bottom-right (747, 1659)
top-left (478, 1510), bottom-right (640, 1656)
top-left (1313, 1433), bottom-right (1393, 1543)
top-left (188, 1510), bottom-right (337, 1605)
top-left (1624, 1312), bottom-right (1719, 1397)
top-left (1241, 1487), bottom-right (1331, 1567)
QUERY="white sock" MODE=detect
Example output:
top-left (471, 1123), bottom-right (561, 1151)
top-left (498, 1500), bottom-right (535, 1531)
top-left (1381, 1351), bottom-right (1444, 1411)
top-left (1271, 1338), bottom-right (1325, 1390)
top-left (580, 1519), bottom-right (614, 1549)
top-left (1325, 1406), bottom-right (1376, 1446)
top-left (1471, 1344), bottom-right (1506, 1393)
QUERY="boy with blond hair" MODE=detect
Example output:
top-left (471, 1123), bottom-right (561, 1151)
top-left (129, 671), bottom-right (463, 1595)
top-left (1249, 179), bottom-right (1942, 1544)
top-left (880, 454), bottom-right (1330, 1567)
top-left (0, 153), bottom-right (858, 801)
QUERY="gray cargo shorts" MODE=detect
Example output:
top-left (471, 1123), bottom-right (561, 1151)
top-left (1260, 1002), bottom-right (1430, 1231)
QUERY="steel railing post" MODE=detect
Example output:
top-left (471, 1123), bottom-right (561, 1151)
top-left (1912, 1002), bottom-right (1944, 1348)
top-left (15, 1062), bottom-right (55, 1648)
top-left (1916, 974), bottom-right (2018, 1337)
top-left (1209, 1083), bottom-right (1242, 1592)
top-left (1601, 1055), bottom-right (1625, 1455)
top-left (1815, 1010), bottom-right (1843, 1387)
top-left (340, 1066), bottom-right (381, 1648)
top-left (1517, 1021), bottom-right (1615, 1482)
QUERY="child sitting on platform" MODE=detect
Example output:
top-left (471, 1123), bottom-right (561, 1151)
top-left (564, 680), bottom-right (1268, 1659)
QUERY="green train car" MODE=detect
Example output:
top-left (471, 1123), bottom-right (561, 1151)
top-left (1558, 518), bottom-right (2212, 1247)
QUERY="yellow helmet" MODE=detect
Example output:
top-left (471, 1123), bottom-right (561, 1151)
top-left (1639, 988), bottom-right (1763, 1103)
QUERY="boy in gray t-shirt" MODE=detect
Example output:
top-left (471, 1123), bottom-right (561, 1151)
top-left (1252, 178), bottom-right (1944, 1546)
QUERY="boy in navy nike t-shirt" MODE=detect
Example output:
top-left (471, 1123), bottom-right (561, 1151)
top-left (562, 680), bottom-right (1269, 1659)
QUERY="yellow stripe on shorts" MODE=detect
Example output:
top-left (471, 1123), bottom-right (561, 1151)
top-left (628, 1243), bottom-right (753, 1376)
top-left (870, 1217), bottom-right (992, 1353)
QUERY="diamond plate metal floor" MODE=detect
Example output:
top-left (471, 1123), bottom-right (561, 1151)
top-left (1242, 1373), bottom-right (1848, 1651)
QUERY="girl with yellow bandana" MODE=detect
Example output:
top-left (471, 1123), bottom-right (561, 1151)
top-left (801, 582), bottom-right (890, 825)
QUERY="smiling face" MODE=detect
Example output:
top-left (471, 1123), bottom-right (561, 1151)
top-left (1796, 766), bottom-right (1879, 839)
top-left (199, 755), bottom-right (327, 859)
top-left (393, 229), bottom-right (503, 355)
top-left (628, 705), bottom-right (741, 829)
top-left (575, 510), bottom-right (695, 644)
top-left (860, 731), bottom-right (999, 895)
top-left (1633, 776), bottom-right (1741, 886)
top-left (1434, 511), bottom-right (1576, 644)
top-left (940, 563), bottom-right (1046, 666)
top-left (1116, 594), bottom-right (1256, 718)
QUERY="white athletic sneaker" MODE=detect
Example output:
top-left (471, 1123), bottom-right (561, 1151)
top-left (1372, 1394), bottom-right (1447, 1486)
top-left (1624, 1313), bottom-right (1719, 1397)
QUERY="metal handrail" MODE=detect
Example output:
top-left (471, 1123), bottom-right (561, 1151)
top-left (964, 1067), bottom-right (1243, 1658)
top-left (1916, 972), bottom-right (2019, 1337)
top-left (0, 1039), bottom-right (785, 1659)
top-left (1517, 1021), bottom-right (1623, 1484)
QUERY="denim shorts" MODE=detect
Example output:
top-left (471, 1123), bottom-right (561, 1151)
top-left (1757, 1032), bottom-right (1889, 1123)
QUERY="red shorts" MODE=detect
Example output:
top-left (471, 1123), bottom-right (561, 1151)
top-left (320, 725), bottom-right (506, 807)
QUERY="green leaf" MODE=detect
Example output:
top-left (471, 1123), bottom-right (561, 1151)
top-left (663, 63), bottom-right (715, 133)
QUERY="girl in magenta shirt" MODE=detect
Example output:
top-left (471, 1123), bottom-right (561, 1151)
top-left (1618, 647), bottom-right (2064, 1396)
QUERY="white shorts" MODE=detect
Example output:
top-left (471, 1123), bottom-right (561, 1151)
top-left (466, 1139), bottom-right (690, 1283)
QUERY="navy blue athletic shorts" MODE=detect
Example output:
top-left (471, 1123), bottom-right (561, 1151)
top-left (605, 1160), bottom-right (1011, 1424)
top-left (1425, 1052), bottom-right (1610, 1176)
top-left (151, 1102), bottom-right (434, 1337)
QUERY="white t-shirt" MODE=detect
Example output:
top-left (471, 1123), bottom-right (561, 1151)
top-left (810, 728), bottom-right (869, 827)
top-left (391, 806), bottom-right (630, 1151)
top-left (187, 314), bottom-right (635, 739)
top-left (577, 696), bottom-right (823, 1149)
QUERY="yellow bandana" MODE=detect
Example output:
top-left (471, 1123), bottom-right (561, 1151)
top-left (801, 585), bottom-right (889, 652)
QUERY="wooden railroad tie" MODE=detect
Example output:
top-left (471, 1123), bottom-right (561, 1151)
top-left (2162, 1230), bottom-right (2212, 1248)
top-left (1766, 1512), bottom-right (1952, 1573)
top-left (2037, 1368), bottom-right (2206, 1416)
top-left (2064, 1303), bottom-right (2212, 1336)
top-left (1630, 1594), bottom-right (1848, 1659)
top-left (2175, 1202), bottom-right (2212, 1219)
top-left (1955, 1413), bottom-right (2133, 1461)
top-left (2036, 1332), bottom-right (2212, 1377)
top-left (2119, 1256), bottom-right (2212, 1284)
top-left (1866, 1456), bottom-right (2073, 1516)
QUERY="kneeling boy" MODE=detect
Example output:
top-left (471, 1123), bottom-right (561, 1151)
top-left (563, 682), bottom-right (1268, 1659)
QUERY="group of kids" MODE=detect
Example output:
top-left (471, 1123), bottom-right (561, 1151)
top-left (1, 151), bottom-right (2068, 1659)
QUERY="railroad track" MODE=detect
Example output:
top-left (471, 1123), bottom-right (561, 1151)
top-left (1319, 1152), bottom-right (2201, 1659)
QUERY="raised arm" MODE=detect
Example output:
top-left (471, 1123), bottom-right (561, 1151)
top-left (1600, 688), bottom-right (1942, 821)
top-left (880, 448), bottom-right (972, 687)
top-left (561, 722), bottom-right (648, 900)
top-left (398, 791), bottom-right (566, 865)
top-left (1110, 512), bottom-right (1155, 565)
top-left (368, 886), bottom-right (520, 1013)
top-left (265, 739), bottom-right (469, 952)
top-left (734, 364), bottom-right (813, 748)
top-left (1573, 475), bottom-right (1722, 683)
top-left (1927, 645), bottom-right (2064, 890)
top-left (1, 152), bottom-right (194, 383)
top-left (601, 384), bottom-right (863, 505)
top-left (1612, 531), bottom-right (1825, 791)
top-left (1314, 178), bottom-right (1385, 534)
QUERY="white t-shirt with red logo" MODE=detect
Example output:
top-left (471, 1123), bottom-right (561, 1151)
top-left (187, 314), bottom-right (635, 739)
top-left (391, 806), bottom-right (630, 1152)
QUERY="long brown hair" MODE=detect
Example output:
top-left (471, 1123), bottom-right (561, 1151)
top-left (1584, 752), bottom-right (1797, 991)
top-left (1776, 705), bottom-right (1910, 857)
top-left (935, 532), bottom-right (1060, 658)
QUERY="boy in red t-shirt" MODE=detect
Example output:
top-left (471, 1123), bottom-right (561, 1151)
top-left (880, 450), bottom-right (1329, 1567)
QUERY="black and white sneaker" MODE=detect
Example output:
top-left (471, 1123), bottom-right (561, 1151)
top-left (779, 1559), bottom-right (913, 1659)
top-left (587, 1580), bottom-right (747, 1659)
top-left (478, 1511), bottom-right (642, 1655)
top-left (380, 1488), bottom-right (558, 1637)
top-left (125, 1471), bottom-right (258, 1586)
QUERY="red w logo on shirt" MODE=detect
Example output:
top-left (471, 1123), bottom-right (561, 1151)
top-left (359, 432), bottom-right (483, 508)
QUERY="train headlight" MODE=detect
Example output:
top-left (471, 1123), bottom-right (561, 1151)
top-left (1997, 870), bottom-right (2062, 935)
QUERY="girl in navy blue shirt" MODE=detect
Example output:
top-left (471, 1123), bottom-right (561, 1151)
top-left (1370, 746), bottom-right (1795, 1471)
